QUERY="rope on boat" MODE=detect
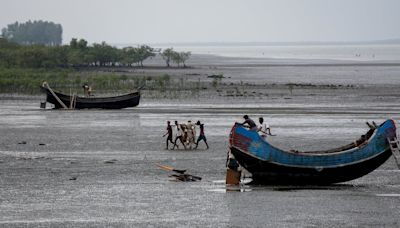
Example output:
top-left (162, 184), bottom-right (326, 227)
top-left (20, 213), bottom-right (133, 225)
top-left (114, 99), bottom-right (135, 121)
top-left (43, 82), bottom-right (68, 109)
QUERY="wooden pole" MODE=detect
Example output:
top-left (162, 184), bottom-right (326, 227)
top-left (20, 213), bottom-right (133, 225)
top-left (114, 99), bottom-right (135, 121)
top-left (69, 92), bottom-right (76, 110)
top-left (72, 94), bottom-right (77, 109)
top-left (43, 82), bottom-right (68, 109)
top-left (226, 168), bottom-right (241, 185)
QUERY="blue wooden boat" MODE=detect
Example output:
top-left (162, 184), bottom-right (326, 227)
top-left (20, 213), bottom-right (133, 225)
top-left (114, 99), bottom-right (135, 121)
top-left (229, 119), bottom-right (397, 185)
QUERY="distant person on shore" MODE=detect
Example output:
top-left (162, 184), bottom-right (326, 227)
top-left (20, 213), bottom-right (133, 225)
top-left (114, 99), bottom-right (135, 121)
top-left (258, 117), bottom-right (271, 138)
top-left (195, 120), bottom-right (209, 149)
top-left (238, 115), bottom-right (257, 131)
top-left (172, 121), bottom-right (186, 150)
top-left (163, 121), bottom-right (177, 149)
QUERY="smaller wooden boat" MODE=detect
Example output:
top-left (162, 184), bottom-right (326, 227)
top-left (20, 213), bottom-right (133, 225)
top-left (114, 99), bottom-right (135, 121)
top-left (40, 84), bottom-right (140, 109)
top-left (229, 119), bottom-right (398, 185)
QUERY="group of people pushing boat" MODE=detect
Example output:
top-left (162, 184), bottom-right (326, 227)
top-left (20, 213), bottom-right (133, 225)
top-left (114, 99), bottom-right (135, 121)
top-left (163, 115), bottom-right (272, 151)
top-left (163, 120), bottom-right (209, 150)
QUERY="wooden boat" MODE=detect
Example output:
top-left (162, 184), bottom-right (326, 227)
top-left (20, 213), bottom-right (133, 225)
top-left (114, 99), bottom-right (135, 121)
top-left (229, 119), bottom-right (398, 185)
top-left (40, 86), bottom-right (140, 109)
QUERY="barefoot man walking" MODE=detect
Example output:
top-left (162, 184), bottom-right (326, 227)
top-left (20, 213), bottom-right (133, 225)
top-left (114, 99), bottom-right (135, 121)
top-left (195, 120), bottom-right (209, 149)
top-left (172, 121), bottom-right (186, 150)
top-left (163, 121), bottom-right (177, 149)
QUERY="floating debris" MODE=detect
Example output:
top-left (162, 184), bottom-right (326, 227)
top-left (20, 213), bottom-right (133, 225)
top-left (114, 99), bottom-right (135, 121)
top-left (169, 174), bottom-right (202, 182)
top-left (18, 141), bottom-right (27, 145)
top-left (69, 176), bottom-right (77, 181)
top-left (104, 159), bottom-right (117, 164)
top-left (16, 156), bottom-right (46, 160)
top-left (38, 143), bottom-right (46, 146)
top-left (156, 163), bottom-right (201, 182)
top-left (207, 74), bottom-right (224, 79)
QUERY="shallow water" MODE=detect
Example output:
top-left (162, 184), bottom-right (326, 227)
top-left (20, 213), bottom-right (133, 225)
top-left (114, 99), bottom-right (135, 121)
top-left (160, 44), bottom-right (400, 61)
top-left (0, 100), bottom-right (400, 227)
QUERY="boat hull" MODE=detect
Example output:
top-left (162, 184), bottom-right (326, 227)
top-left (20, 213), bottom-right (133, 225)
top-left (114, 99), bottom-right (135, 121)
top-left (231, 146), bottom-right (392, 185)
top-left (41, 86), bottom-right (140, 109)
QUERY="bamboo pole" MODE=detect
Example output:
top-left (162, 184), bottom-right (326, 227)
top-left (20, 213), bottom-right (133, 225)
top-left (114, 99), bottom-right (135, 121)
top-left (73, 95), bottom-right (77, 109)
top-left (43, 82), bottom-right (68, 109)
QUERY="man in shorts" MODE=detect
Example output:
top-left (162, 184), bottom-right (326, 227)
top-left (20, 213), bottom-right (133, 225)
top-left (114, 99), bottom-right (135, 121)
top-left (163, 121), bottom-right (177, 149)
top-left (195, 120), bottom-right (209, 149)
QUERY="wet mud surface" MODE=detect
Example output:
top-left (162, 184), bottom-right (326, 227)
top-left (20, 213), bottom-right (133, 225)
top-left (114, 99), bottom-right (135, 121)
top-left (1, 95), bottom-right (400, 227)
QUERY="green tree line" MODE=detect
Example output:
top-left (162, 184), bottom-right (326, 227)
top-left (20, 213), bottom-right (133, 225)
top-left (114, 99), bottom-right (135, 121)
top-left (0, 38), bottom-right (191, 68)
top-left (1, 20), bottom-right (62, 46)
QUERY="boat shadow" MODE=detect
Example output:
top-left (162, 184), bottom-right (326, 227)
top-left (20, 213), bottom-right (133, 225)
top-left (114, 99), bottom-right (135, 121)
top-left (220, 183), bottom-right (361, 193)
top-left (266, 184), bottom-right (357, 192)
top-left (209, 179), bottom-right (365, 193)
top-left (249, 177), bottom-right (361, 191)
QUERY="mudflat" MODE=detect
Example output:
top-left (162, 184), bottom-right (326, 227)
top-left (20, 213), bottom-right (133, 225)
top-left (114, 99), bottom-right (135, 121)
top-left (1, 56), bottom-right (400, 227)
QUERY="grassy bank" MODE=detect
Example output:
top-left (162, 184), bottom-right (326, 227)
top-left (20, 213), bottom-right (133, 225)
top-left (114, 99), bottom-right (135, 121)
top-left (0, 67), bottom-right (365, 100)
top-left (0, 67), bottom-right (207, 97)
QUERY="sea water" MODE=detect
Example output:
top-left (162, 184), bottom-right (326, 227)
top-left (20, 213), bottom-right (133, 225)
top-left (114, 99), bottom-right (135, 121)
top-left (157, 43), bottom-right (400, 61)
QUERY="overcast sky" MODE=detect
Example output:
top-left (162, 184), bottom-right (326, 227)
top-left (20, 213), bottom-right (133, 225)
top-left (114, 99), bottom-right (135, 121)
top-left (1, 0), bottom-right (400, 44)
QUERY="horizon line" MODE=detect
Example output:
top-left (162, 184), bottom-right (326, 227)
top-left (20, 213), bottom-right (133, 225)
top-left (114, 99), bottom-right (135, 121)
top-left (105, 38), bottom-right (400, 47)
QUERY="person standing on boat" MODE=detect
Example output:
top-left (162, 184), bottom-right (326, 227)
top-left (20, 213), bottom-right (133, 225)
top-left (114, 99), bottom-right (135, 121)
top-left (258, 117), bottom-right (271, 138)
top-left (163, 121), bottom-right (177, 149)
top-left (82, 83), bottom-right (93, 97)
top-left (82, 84), bottom-right (89, 97)
top-left (239, 115), bottom-right (257, 131)
top-left (172, 121), bottom-right (186, 150)
top-left (87, 86), bottom-right (93, 97)
top-left (195, 120), bottom-right (209, 149)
